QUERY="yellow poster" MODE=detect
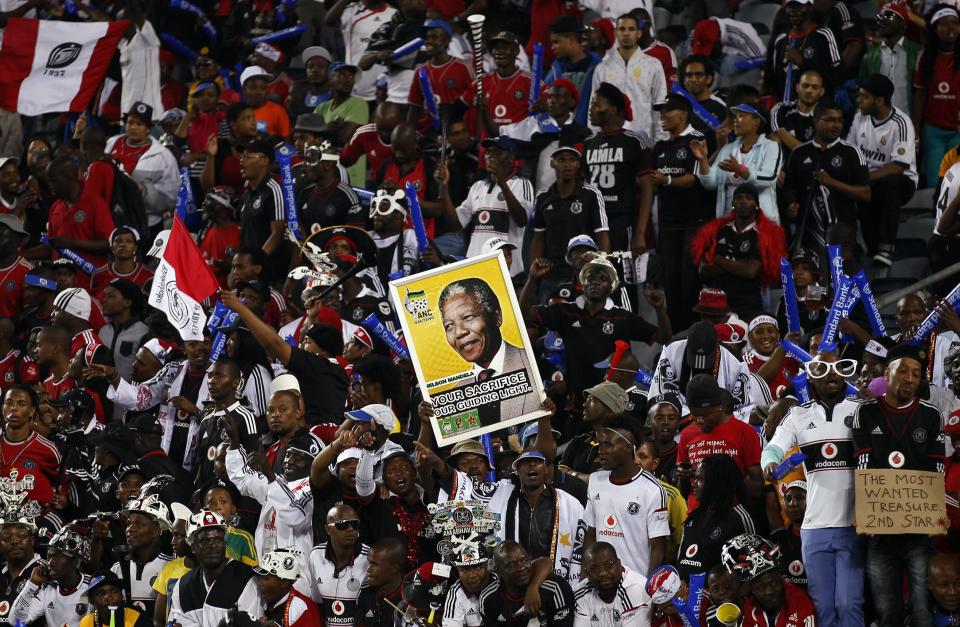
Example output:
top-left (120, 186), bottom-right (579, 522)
top-left (390, 251), bottom-right (547, 445)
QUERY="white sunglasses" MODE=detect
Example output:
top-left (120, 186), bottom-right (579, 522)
top-left (804, 358), bottom-right (858, 379)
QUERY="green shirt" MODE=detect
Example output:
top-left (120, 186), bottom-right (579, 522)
top-left (317, 96), bottom-right (370, 188)
top-left (226, 525), bottom-right (258, 566)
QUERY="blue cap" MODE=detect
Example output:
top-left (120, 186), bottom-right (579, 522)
top-left (25, 274), bottom-right (57, 291)
top-left (543, 331), bottom-right (565, 352)
top-left (193, 81), bottom-right (217, 93)
top-left (425, 19), bottom-right (453, 38)
top-left (564, 234), bottom-right (598, 263)
top-left (512, 450), bottom-right (546, 470)
top-left (329, 62), bottom-right (360, 74)
top-left (481, 136), bottom-right (518, 154)
top-left (520, 423), bottom-right (561, 447)
top-left (730, 103), bottom-right (767, 123)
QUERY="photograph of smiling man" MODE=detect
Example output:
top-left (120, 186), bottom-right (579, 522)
top-left (390, 251), bottom-right (547, 445)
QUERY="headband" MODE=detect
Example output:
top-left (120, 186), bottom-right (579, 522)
top-left (748, 315), bottom-right (778, 333)
top-left (932, 7), bottom-right (959, 23)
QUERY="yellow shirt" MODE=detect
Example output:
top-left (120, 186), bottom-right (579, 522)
top-left (661, 479), bottom-right (688, 557)
top-left (80, 607), bottom-right (145, 627)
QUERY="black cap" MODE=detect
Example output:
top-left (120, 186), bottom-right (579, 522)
top-left (653, 93), bottom-right (692, 114)
top-left (490, 31), bottom-right (520, 46)
top-left (128, 413), bottom-right (164, 436)
top-left (47, 388), bottom-right (96, 419)
top-left (305, 323), bottom-right (344, 356)
top-left (791, 248), bottom-right (821, 273)
top-left (86, 570), bottom-right (123, 595)
top-left (685, 321), bottom-right (718, 370)
top-left (733, 183), bottom-right (760, 204)
top-left (481, 136), bottom-right (518, 154)
top-left (285, 430), bottom-right (322, 457)
top-left (550, 15), bottom-right (588, 34)
top-left (51, 258), bottom-right (77, 273)
top-left (88, 423), bottom-right (138, 463)
top-left (647, 392), bottom-right (683, 416)
top-left (859, 73), bottom-right (895, 102)
top-left (686, 374), bottom-right (723, 409)
top-left (242, 138), bottom-right (277, 163)
top-left (886, 343), bottom-right (926, 367)
top-left (125, 101), bottom-right (154, 124)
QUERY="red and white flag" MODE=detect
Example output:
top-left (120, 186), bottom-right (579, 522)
top-left (149, 217), bottom-right (219, 341)
top-left (0, 18), bottom-right (128, 115)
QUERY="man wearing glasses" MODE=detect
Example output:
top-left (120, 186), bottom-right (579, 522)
top-left (852, 343), bottom-right (945, 627)
top-left (307, 503), bottom-right (369, 626)
top-left (761, 351), bottom-right (863, 627)
top-left (573, 542), bottom-right (651, 626)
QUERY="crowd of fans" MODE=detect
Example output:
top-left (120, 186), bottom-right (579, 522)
top-left (5, 0), bottom-right (960, 625)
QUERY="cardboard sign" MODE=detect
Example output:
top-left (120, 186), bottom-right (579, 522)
top-left (854, 469), bottom-right (948, 535)
top-left (390, 251), bottom-right (547, 446)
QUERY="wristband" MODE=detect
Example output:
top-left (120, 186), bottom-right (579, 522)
top-left (737, 163), bottom-right (747, 178)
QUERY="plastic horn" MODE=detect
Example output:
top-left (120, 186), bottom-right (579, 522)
top-left (911, 280), bottom-right (960, 343)
top-left (634, 369), bottom-right (653, 387)
top-left (819, 275), bottom-right (852, 352)
top-left (790, 373), bottom-right (812, 403)
top-left (418, 66), bottom-right (442, 131)
top-left (404, 182), bottom-right (430, 256)
top-left (780, 257), bottom-right (801, 334)
top-left (389, 37), bottom-right (424, 63)
top-left (175, 167), bottom-right (193, 220)
top-left (251, 24), bottom-right (308, 45)
top-left (40, 236), bottom-right (96, 274)
top-left (467, 15), bottom-right (486, 97)
top-left (852, 271), bottom-right (887, 337)
top-left (784, 35), bottom-right (798, 102)
top-left (827, 244), bottom-right (843, 291)
top-left (733, 58), bottom-right (765, 71)
top-left (529, 43), bottom-right (543, 114)
top-left (160, 33), bottom-right (197, 61)
top-left (606, 339), bottom-right (629, 381)
top-left (361, 313), bottom-right (411, 359)
top-left (771, 452), bottom-right (807, 480)
top-left (275, 143), bottom-right (304, 241)
top-left (716, 603), bottom-right (742, 627)
top-left (671, 83), bottom-right (721, 129)
top-left (480, 434), bottom-right (496, 481)
top-left (351, 186), bottom-right (375, 208)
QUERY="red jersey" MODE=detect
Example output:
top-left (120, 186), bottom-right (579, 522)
top-left (0, 431), bottom-right (62, 504)
top-left (82, 160), bottom-right (115, 209)
top-left (741, 581), bottom-right (817, 627)
top-left (278, 587), bottom-right (323, 627)
top-left (914, 51), bottom-right (960, 130)
top-left (200, 224), bottom-right (241, 287)
top-left (42, 373), bottom-right (76, 400)
top-left (187, 110), bottom-right (226, 154)
top-left (266, 287), bottom-right (287, 329)
top-left (644, 41), bottom-right (677, 88)
top-left (461, 68), bottom-right (532, 128)
top-left (677, 417), bottom-right (762, 510)
top-left (340, 123), bottom-right (392, 187)
top-left (0, 257), bottom-right (32, 319)
top-left (0, 349), bottom-right (40, 391)
top-left (47, 195), bottom-right (115, 268)
top-left (269, 72), bottom-right (295, 107)
top-left (109, 139), bottom-right (150, 175)
top-left (743, 350), bottom-right (800, 400)
top-left (162, 78), bottom-right (188, 112)
top-left (90, 263), bottom-right (154, 300)
top-left (408, 58), bottom-right (473, 132)
top-left (381, 159), bottom-right (436, 238)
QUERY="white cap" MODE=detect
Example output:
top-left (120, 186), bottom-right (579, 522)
top-left (270, 373), bottom-right (301, 395)
top-left (240, 65), bottom-right (272, 85)
top-left (187, 509), bottom-right (226, 540)
top-left (142, 338), bottom-right (173, 362)
top-left (302, 46), bottom-right (333, 64)
top-left (481, 237), bottom-right (517, 254)
top-left (336, 447), bottom-right (363, 466)
top-left (147, 229), bottom-right (170, 258)
top-left (121, 495), bottom-right (173, 531)
top-left (254, 546), bottom-right (303, 580)
top-left (109, 226), bottom-right (140, 246)
top-left (53, 287), bottom-right (92, 321)
top-left (345, 403), bottom-right (397, 431)
top-left (254, 42), bottom-right (282, 63)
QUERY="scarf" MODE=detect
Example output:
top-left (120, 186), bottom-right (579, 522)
top-left (690, 211), bottom-right (787, 287)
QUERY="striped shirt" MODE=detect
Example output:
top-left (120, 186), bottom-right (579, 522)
top-left (573, 566), bottom-right (651, 626)
top-left (847, 106), bottom-right (918, 184)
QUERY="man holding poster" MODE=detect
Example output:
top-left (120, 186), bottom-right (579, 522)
top-left (391, 252), bottom-right (546, 446)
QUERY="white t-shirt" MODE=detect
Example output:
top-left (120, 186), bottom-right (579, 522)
top-left (766, 398), bottom-right (860, 529)
top-left (13, 576), bottom-right (90, 627)
top-left (573, 566), bottom-right (651, 627)
top-left (307, 542), bottom-right (369, 625)
top-left (340, 2), bottom-right (397, 100)
top-left (584, 469), bottom-right (670, 577)
top-left (846, 106), bottom-right (918, 184)
top-left (457, 176), bottom-right (534, 276)
top-left (936, 164), bottom-right (960, 236)
top-left (119, 20), bottom-right (164, 118)
top-left (442, 579), bottom-right (486, 627)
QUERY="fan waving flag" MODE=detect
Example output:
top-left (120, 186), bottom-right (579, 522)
top-left (0, 18), bottom-right (128, 115)
top-left (149, 217), bottom-right (219, 341)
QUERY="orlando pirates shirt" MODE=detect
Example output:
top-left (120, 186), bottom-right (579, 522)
top-left (764, 398), bottom-right (859, 528)
top-left (12, 574), bottom-right (90, 627)
top-left (110, 552), bottom-right (173, 616)
top-left (782, 138), bottom-right (869, 226)
top-left (456, 176), bottom-right (534, 276)
top-left (442, 578), bottom-right (491, 627)
top-left (852, 397), bottom-right (945, 473)
top-left (478, 574), bottom-right (575, 627)
top-left (771, 101), bottom-right (816, 147)
top-left (0, 554), bottom-right (40, 626)
top-left (771, 525), bottom-right (807, 588)
top-left (572, 565), bottom-right (651, 626)
top-left (653, 125), bottom-right (712, 230)
top-left (584, 129), bottom-right (652, 250)
top-left (307, 541), bottom-right (370, 627)
top-left (846, 106), bottom-right (918, 184)
top-left (676, 504), bottom-right (755, 581)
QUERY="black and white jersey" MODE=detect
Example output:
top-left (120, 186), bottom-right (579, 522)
top-left (442, 578), bottom-right (491, 627)
top-left (852, 397), bottom-right (945, 473)
top-left (782, 138), bottom-right (869, 225)
top-left (111, 553), bottom-right (173, 616)
top-left (653, 126), bottom-right (712, 229)
top-left (771, 101), bottom-right (816, 145)
top-left (767, 27), bottom-right (842, 96)
top-left (846, 107), bottom-right (918, 184)
top-left (572, 565), bottom-right (651, 626)
top-left (584, 129), bottom-right (652, 249)
top-left (0, 554), bottom-right (40, 626)
top-left (307, 542), bottom-right (370, 626)
top-left (169, 560), bottom-right (261, 627)
top-left (12, 575), bottom-right (90, 627)
top-left (479, 574), bottom-right (575, 627)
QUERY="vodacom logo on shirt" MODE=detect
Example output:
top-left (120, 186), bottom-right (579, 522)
top-left (598, 513), bottom-right (625, 538)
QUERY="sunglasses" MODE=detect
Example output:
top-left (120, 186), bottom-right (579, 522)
top-left (328, 519), bottom-right (360, 530)
top-left (804, 358), bottom-right (857, 379)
